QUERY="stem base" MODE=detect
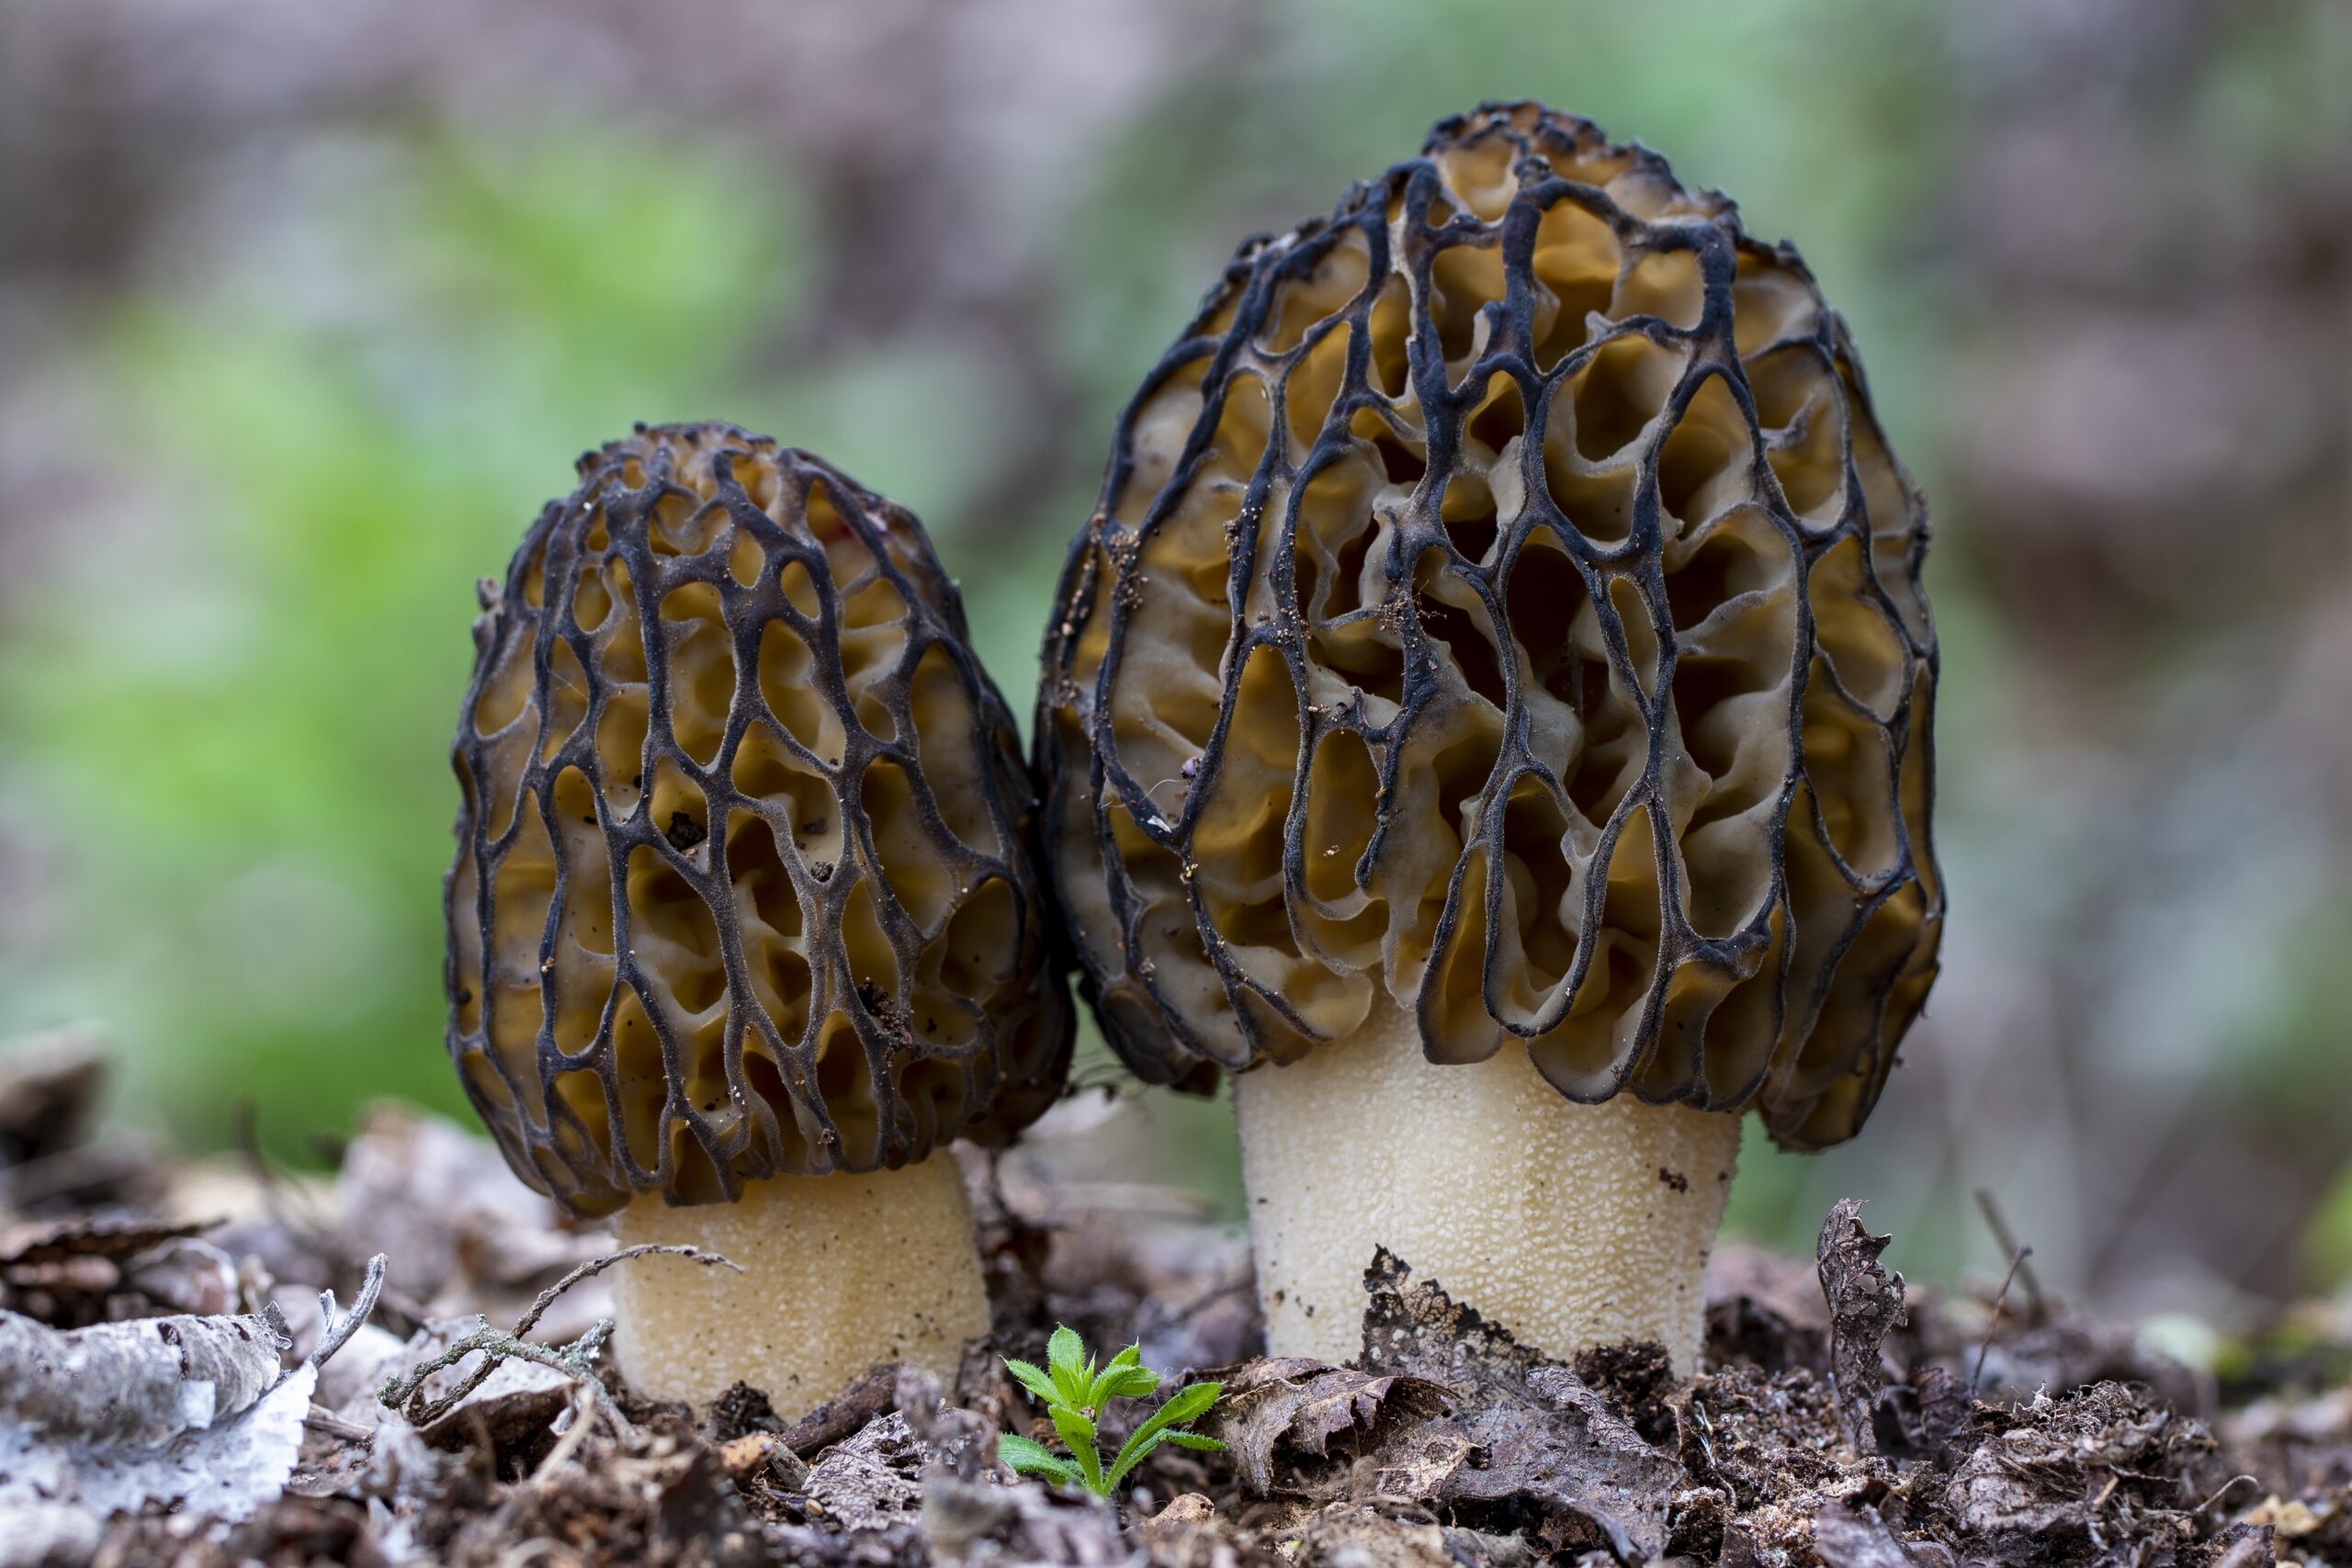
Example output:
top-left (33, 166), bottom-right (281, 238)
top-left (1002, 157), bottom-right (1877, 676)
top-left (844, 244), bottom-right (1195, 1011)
top-left (1232, 996), bottom-right (1741, 1371)
top-left (613, 1157), bottom-right (988, 1414)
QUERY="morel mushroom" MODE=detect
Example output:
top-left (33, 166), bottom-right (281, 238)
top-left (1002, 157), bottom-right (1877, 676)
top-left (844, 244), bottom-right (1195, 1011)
top-left (1038, 103), bottom-right (1940, 1371)
top-left (448, 423), bottom-right (1069, 1410)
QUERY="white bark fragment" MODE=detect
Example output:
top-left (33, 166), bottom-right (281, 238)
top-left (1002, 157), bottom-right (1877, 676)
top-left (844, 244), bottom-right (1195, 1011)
top-left (0, 1309), bottom-right (315, 1563)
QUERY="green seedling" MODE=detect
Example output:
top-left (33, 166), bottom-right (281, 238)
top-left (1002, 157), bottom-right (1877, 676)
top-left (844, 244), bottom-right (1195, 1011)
top-left (997, 1325), bottom-right (1223, 1495)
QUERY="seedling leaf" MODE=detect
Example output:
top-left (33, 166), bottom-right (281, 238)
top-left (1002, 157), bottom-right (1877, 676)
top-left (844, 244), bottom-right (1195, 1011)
top-left (998, 1328), bottom-right (1221, 1497)
top-left (998, 1433), bottom-right (1079, 1485)
top-left (1106, 1380), bottom-right (1226, 1489)
top-left (1051, 1404), bottom-right (1102, 1490)
top-left (1002, 1357), bottom-right (1060, 1406)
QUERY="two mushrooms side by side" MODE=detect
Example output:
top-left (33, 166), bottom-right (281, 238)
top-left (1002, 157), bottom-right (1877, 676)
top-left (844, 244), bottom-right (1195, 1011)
top-left (445, 102), bottom-right (1941, 1415)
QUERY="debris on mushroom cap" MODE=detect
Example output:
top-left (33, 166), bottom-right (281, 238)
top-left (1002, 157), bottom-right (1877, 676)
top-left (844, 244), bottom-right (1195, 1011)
top-left (1037, 102), bottom-right (1941, 1148)
top-left (448, 422), bottom-right (1072, 1217)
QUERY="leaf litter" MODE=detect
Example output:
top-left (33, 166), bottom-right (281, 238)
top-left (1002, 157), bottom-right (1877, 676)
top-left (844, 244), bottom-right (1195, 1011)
top-left (0, 1036), bottom-right (2346, 1568)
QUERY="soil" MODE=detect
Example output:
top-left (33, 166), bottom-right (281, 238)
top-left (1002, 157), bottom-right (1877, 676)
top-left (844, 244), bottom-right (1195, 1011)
top-left (0, 1037), bottom-right (2346, 1568)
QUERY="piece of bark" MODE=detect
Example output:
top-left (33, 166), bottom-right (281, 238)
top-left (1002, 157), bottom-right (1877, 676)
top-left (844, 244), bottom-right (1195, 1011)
top-left (0, 1307), bottom-right (315, 1562)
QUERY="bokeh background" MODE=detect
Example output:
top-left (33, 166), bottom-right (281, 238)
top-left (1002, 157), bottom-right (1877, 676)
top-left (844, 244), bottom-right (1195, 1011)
top-left (1, 0), bottom-right (2346, 1333)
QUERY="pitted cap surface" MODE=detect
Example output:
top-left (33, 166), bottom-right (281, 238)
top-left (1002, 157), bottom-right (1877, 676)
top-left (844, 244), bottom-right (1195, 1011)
top-left (1038, 103), bottom-right (1940, 1148)
top-left (451, 423), bottom-right (1071, 1215)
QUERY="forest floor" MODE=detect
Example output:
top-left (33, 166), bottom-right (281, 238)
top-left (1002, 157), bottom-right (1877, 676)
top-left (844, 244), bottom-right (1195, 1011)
top-left (1, 1032), bottom-right (2346, 1568)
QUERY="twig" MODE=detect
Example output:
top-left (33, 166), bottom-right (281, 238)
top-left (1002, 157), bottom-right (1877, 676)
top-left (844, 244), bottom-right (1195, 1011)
top-left (1686, 1397), bottom-right (1719, 1476)
top-left (378, 1245), bottom-right (735, 1429)
top-left (303, 1406), bottom-right (378, 1443)
top-left (2191, 1474), bottom-right (2260, 1518)
top-left (313, 1254), bottom-right (388, 1368)
top-left (530, 1382), bottom-right (603, 1484)
top-left (1969, 1245), bottom-right (2032, 1397)
top-left (231, 1098), bottom-right (335, 1247)
top-left (380, 1315), bottom-right (617, 1427)
top-left (516, 1243), bottom-right (739, 1337)
top-left (1973, 1190), bottom-right (2048, 1323)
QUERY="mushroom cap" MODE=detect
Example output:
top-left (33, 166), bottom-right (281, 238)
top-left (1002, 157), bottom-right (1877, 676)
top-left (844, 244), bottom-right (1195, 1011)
top-left (448, 423), bottom-right (1071, 1216)
top-left (1037, 103), bottom-right (1940, 1149)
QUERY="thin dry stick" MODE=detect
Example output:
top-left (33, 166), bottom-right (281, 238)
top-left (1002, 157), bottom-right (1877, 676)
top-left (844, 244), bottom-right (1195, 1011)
top-left (530, 1382), bottom-right (604, 1484)
top-left (2191, 1474), bottom-right (2261, 1518)
top-left (514, 1243), bottom-right (741, 1337)
top-left (1973, 1189), bottom-right (2048, 1322)
top-left (230, 1099), bottom-right (336, 1250)
top-left (313, 1254), bottom-right (388, 1369)
top-left (1969, 1245), bottom-right (2033, 1397)
top-left (302, 1407), bottom-right (377, 1443)
top-left (380, 1317), bottom-right (615, 1428)
top-left (380, 1244), bottom-right (738, 1428)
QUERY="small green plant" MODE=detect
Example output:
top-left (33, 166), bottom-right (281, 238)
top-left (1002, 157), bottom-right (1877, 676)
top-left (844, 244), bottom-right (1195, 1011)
top-left (997, 1325), bottom-right (1223, 1495)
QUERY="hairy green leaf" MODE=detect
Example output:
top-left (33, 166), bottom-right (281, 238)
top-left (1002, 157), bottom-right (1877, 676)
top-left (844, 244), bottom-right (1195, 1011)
top-left (997, 1433), bottom-right (1078, 1485)
top-left (1002, 1357), bottom-right (1060, 1407)
top-left (1000, 1330), bottom-right (1221, 1498)
top-left (1106, 1380), bottom-right (1225, 1489)
top-left (1097, 1365), bottom-right (1161, 1402)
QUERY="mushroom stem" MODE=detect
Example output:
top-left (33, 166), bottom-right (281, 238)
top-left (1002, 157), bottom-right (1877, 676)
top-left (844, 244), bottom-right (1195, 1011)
top-left (1232, 995), bottom-right (1740, 1371)
top-left (612, 1157), bottom-right (989, 1414)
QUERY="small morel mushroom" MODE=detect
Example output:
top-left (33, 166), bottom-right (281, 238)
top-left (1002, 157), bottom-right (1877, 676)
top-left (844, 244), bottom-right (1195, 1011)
top-left (448, 423), bottom-right (1070, 1411)
top-left (1037, 104), bottom-right (1940, 1371)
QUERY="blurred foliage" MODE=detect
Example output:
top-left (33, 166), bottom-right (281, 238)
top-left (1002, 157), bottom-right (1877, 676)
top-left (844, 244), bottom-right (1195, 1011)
top-left (2312, 1159), bottom-right (2352, 1292)
top-left (0, 133), bottom-right (984, 1146)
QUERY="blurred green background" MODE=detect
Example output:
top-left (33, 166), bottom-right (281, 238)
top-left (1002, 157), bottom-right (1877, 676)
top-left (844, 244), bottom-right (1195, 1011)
top-left (1, 0), bottom-right (2346, 1324)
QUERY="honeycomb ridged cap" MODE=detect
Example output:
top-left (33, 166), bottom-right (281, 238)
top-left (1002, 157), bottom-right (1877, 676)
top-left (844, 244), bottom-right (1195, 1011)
top-left (1037, 102), bottom-right (1941, 1149)
top-left (448, 423), bottom-right (1072, 1217)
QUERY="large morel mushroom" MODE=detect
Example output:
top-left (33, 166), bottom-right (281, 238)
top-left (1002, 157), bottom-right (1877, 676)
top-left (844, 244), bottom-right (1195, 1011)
top-left (1038, 103), bottom-right (1940, 1371)
top-left (448, 423), bottom-right (1069, 1410)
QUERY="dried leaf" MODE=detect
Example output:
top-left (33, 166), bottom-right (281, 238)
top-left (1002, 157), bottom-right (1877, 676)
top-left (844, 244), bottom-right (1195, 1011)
top-left (0, 1215), bottom-right (209, 1270)
top-left (1948, 1382), bottom-right (2216, 1546)
top-left (1295, 1506), bottom-right (1464, 1568)
top-left (0, 1028), bottom-right (107, 1166)
top-left (1207, 1357), bottom-right (1451, 1493)
top-left (1816, 1199), bottom-right (1906, 1453)
top-left (1353, 1250), bottom-right (1686, 1561)
top-left (0, 1216), bottom-right (227, 1327)
top-left (921, 1472), bottom-right (1129, 1566)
